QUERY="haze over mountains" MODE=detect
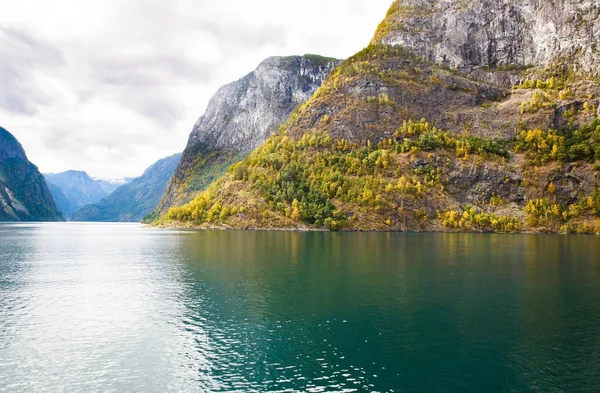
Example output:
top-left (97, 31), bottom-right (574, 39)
top-left (41, 154), bottom-right (180, 222)
top-left (73, 153), bottom-right (181, 222)
top-left (44, 171), bottom-right (130, 219)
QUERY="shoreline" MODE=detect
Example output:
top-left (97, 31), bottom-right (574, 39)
top-left (145, 222), bottom-right (600, 236)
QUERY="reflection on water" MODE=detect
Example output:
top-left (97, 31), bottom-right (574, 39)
top-left (1, 223), bottom-right (600, 392)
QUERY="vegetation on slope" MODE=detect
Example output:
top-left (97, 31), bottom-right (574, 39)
top-left (152, 149), bottom-right (240, 216)
top-left (515, 118), bottom-right (600, 164)
top-left (152, 40), bottom-right (600, 234)
top-left (153, 116), bottom-right (600, 234)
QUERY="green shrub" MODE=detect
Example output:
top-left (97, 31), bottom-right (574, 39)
top-left (394, 119), bottom-right (509, 158)
top-left (515, 118), bottom-right (600, 164)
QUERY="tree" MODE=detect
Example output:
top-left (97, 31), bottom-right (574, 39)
top-left (291, 199), bottom-right (301, 221)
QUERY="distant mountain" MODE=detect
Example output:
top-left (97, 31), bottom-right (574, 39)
top-left (91, 177), bottom-right (133, 194)
top-left (73, 153), bottom-right (181, 222)
top-left (0, 126), bottom-right (64, 222)
top-left (45, 182), bottom-right (71, 219)
top-left (44, 171), bottom-right (131, 219)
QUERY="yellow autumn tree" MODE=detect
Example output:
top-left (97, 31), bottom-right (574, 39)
top-left (290, 199), bottom-right (301, 221)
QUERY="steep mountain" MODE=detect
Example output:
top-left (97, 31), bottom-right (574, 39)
top-left (44, 171), bottom-right (129, 219)
top-left (0, 127), bottom-right (63, 222)
top-left (73, 153), bottom-right (181, 222)
top-left (153, 55), bottom-right (340, 215)
top-left (155, 0), bottom-right (600, 234)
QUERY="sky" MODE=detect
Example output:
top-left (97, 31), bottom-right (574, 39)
top-left (0, 0), bottom-right (393, 179)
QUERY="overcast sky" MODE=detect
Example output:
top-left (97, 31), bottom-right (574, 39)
top-left (1, 0), bottom-right (392, 179)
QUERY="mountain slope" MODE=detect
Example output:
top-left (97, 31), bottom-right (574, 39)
top-left (46, 182), bottom-right (71, 219)
top-left (44, 171), bottom-right (128, 219)
top-left (73, 153), bottom-right (181, 222)
top-left (0, 127), bottom-right (63, 222)
top-left (154, 0), bottom-right (600, 234)
top-left (153, 55), bottom-right (340, 215)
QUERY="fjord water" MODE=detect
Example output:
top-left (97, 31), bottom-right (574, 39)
top-left (1, 224), bottom-right (599, 393)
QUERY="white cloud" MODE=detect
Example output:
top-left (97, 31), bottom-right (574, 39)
top-left (0, 0), bottom-right (393, 178)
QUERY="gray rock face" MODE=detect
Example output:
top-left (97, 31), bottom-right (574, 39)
top-left (156, 55), bottom-right (340, 213)
top-left (374, 0), bottom-right (600, 75)
top-left (188, 55), bottom-right (341, 153)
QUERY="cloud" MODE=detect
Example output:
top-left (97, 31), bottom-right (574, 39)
top-left (0, 27), bottom-right (66, 114)
top-left (0, 0), bottom-right (393, 178)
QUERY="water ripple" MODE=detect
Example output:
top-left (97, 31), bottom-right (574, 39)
top-left (1, 224), bottom-right (600, 392)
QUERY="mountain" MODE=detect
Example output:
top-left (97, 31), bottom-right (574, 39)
top-left (153, 0), bottom-right (600, 234)
top-left (73, 153), bottom-right (181, 222)
top-left (0, 127), bottom-right (63, 222)
top-left (153, 55), bottom-right (340, 215)
top-left (45, 182), bottom-right (71, 219)
top-left (44, 171), bottom-right (131, 219)
top-left (92, 177), bottom-right (132, 195)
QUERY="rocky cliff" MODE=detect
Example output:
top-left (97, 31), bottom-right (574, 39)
top-left (154, 1), bottom-right (600, 234)
top-left (0, 127), bottom-right (63, 222)
top-left (372, 0), bottom-right (600, 76)
top-left (154, 55), bottom-right (340, 214)
top-left (73, 153), bottom-right (181, 222)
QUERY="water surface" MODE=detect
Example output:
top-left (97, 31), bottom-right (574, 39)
top-left (1, 223), bottom-right (599, 392)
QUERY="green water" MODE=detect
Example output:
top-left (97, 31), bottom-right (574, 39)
top-left (0, 223), bottom-right (599, 392)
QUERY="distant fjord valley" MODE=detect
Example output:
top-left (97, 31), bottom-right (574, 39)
top-left (0, 125), bottom-right (181, 223)
top-left (43, 154), bottom-right (182, 223)
top-left (43, 171), bottom-right (131, 220)
top-left (2, 0), bottom-right (600, 234)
